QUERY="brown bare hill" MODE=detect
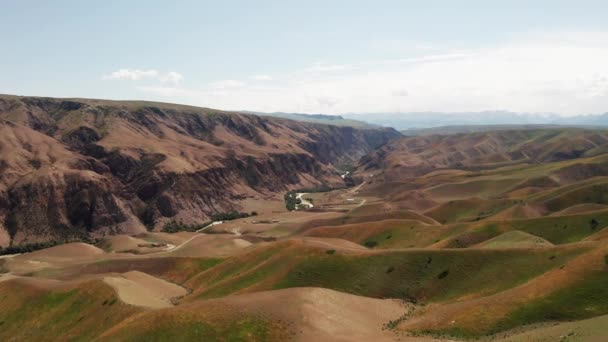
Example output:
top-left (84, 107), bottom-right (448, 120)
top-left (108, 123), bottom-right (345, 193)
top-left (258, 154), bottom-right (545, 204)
top-left (0, 95), bottom-right (400, 247)
top-left (358, 128), bottom-right (608, 181)
top-left (100, 287), bottom-right (409, 342)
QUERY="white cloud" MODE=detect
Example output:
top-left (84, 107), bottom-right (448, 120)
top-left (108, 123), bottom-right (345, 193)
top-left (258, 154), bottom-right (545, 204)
top-left (160, 71), bottom-right (184, 85)
top-left (103, 69), bottom-right (183, 84)
top-left (251, 74), bottom-right (272, 81)
top-left (135, 31), bottom-right (608, 115)
top-left (392, 89), bottom-right (409, 97)
top-left (302, 62), bottom-right (355, 73)
top-left (210, 80), bottom-right (245, 89)
top-left (103, 69), bottom-right (159, 81)
top-left (137, 86), bottom-right (191, 97)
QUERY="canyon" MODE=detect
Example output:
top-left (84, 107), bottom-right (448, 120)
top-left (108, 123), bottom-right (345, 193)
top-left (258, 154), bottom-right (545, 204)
top-left (0, 95), bottom-right (399, 247)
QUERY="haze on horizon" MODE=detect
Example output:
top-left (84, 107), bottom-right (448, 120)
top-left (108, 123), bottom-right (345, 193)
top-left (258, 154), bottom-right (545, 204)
top-left (2, 0), bottom-right (608, 116)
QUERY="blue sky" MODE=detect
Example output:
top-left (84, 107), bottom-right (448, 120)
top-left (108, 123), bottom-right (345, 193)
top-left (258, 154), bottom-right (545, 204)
top-left (2, 0), bottom-right (608, 114)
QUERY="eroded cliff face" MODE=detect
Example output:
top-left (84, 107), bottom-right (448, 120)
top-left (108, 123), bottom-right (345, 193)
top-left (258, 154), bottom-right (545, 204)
top-left (0, 95), bottom-right (400, 246)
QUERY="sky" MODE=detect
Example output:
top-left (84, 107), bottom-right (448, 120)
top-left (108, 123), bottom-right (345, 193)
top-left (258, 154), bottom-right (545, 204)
top-left (2, 0), bottom-right (608, 115)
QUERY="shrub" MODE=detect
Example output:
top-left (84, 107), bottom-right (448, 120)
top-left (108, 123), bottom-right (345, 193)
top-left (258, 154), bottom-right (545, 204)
top-left (95, 239), bottom-right (113, 252)
top-left (284, 192), bottom-right (298, 211)
top-left (162, 211), bottom-right (252, 233)
top-left (210, 211), bottom-right (250, 221)
top-left (0, 237), bottom-right (99, 256)
top-left (0, 261), bottom-right (8, 274)
top-left (590, 218), bottom-right (600, 230)
top-left (364, 240), bottom-right (378, 248)
top-left (326, 249), bottom-right (336, 255)
top-left (284, 185), bottom-right (346, 210)
top-left (161, 221), bottom-right (211, 233)
top-left (117, 249), bottom-right (141, 255)
top-left (438, 270), bottom-right (450, 279)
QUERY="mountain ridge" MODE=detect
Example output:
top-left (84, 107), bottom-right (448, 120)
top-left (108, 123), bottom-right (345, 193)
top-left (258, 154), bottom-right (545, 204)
top-left (0, 95), bottom-right (400, 247)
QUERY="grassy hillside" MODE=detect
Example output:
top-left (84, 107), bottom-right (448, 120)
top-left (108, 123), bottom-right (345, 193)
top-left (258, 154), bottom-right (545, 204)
top-left (304, 219), bottom-right (446, 249)
top-left (0, 280), bottom-right (140, 341)
top-left (0, 277), bottom-right (291, 341)
top-left (5, 126), bottom-right (608, 341)
top-left (98, 303), bottom-right (291, 341)
top-left (475, 231), bottom-right (554, 249)
top-left (442, 209), bottom-right (608, 248)
top-left (181, 241), bottom-right (584, 304)
top-left (402, 243), bottom-right (608, 338)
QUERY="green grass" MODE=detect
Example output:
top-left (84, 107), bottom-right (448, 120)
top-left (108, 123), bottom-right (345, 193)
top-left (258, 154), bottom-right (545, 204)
top-left (102, 313), bottom-right (276, 342)
top-left (297, 211), bottom-right (436, 234)
top-left (426, 178), bottom-right (522, 200)
top-left (188, 243), bottom-right (294, 299)
top-left (477, 231), bottom-right (552, 249)
top-left (0, 281), bottom-right (139, 341)
top-left (199, 264), bottom-right (280, 299)
top-left (306, 220), bottom-right (447, 249)
top-left (446, 209), bottom-right (608, 247)
top-left (188, 242), bottom-right (584, 303)
top-left (168, 258), bottom-right (226, 283)
top-left (509, 212), bottom-right (608, 244)
top-left (367, 223), bottom-right (441, 248)
top-left (109, 317), bottom-right (275, 342)
top-left (422, 269), bottom-right (608, 339)
top-left (527, 176), bottom-right (608, 204)
top-left (272, 248), bottom-right (582, 303)
top-left (224, 317), bottom-right (275, 341)
top-left (494, 270), bottom-right (608, 333)
top-left (195, 258), bottom-right (224, 271)
top-left (426, 199), bottom-right (516, 224)
top-left (124, 321), bottom-right (219, 341)
top-left (445, 222), bottom-right (502, 248)
top-left (0, 274), bottom-right (283, 341)
top-left (544, 182), bottom-right (608, 212)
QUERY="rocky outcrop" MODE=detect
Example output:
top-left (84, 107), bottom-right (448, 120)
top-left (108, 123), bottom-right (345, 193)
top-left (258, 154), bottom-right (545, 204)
top-left (297, 125), bottom-right (398, 165)
top-left (4, 171), bottom-right (134, 243)
top-left (0, 95), bottom-right (400, 246)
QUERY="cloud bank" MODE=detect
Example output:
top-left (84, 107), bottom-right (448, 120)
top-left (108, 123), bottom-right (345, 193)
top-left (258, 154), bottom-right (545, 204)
top-left (103, 69), bottom-right (183, 85)
top-left (132, 32), bottom-right (608, 115)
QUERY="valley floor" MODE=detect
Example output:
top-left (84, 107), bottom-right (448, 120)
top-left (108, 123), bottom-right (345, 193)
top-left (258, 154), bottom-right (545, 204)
top-left (3, 158), bottom-right (608, 341)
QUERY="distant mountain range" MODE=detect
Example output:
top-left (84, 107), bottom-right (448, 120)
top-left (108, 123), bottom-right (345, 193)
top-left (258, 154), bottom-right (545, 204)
top-left (341, 111), bottom-right (608, 130)
top-left (398, 124), bottom-right (563, 136)
top-left (245, 111), bottom-right (377, 128)
top-left (248, 110), bottom-right (608, 131)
